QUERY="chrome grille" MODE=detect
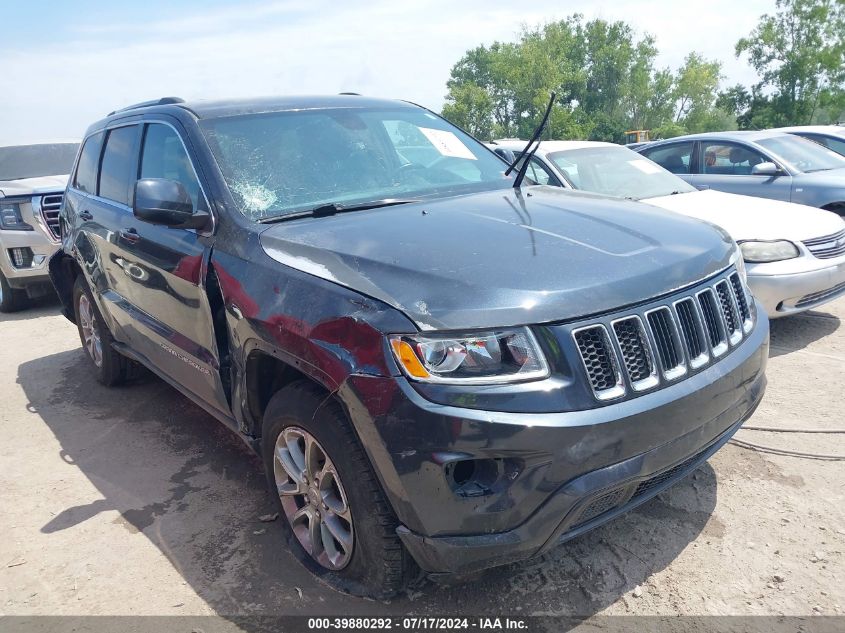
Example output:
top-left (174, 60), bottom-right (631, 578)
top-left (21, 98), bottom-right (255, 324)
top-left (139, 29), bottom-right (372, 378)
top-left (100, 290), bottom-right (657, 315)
top-left (715, 280), bottom-right (742, 344)
top-left (573, 325), bottom-right (624, 400)
top-left (729, 272), bottom-right (752, 331)
top-left (572, 267), bottom-right (753, 401)
top-left (646, 307), bottom-right (686, 380)
top-left (803, 229), bottom-right (845, 259)
top-left (36, 193), bottom-right (63, 241)
top-left (612, 316), bottom-right (657, 390)
top-left (697, 288), bottom-right (728, 356)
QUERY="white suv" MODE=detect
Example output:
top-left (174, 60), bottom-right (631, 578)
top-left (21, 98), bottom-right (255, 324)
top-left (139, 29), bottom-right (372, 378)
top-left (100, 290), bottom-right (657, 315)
top-left (0, 141), bottom-right (78, 312)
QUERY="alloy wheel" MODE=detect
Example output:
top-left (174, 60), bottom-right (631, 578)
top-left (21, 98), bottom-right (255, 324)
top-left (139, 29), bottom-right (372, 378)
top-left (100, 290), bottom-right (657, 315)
top-left (78, 294), bottom-right (103, 368)
top-left (273, 426), bottom-right (354, 570)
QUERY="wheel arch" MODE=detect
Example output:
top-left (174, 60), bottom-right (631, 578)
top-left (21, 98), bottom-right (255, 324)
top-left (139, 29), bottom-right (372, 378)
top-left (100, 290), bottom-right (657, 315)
top-left (48, 252), bottom-right (82, 323)
top-left (241, 344), bottom-right (340, 439)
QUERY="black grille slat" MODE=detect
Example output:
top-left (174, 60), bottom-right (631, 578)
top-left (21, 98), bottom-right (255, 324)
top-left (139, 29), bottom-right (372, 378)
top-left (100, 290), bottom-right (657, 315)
top-left (574, 327), bottom-right (618, 392)
top-left (803, 229), bottom-right (845, 259)
top-left (715, 281), bottom-right (740, 336)
top-left (729, 273), bottom-right (750, 323)
top-left (675, 299), bottom-right (704, 360)
top-left (571, 487), bottom-right (629, 527)
top-left (647, 308), bottom-right (680, 371)
top-left (698, 290), bottom-right (724, 349)
top-left (612, 317), bottom-right (653, 383)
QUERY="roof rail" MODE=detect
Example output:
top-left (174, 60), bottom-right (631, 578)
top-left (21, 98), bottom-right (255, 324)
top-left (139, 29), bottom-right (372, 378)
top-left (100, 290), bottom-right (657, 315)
top-left (338, 92), bottom-right (361, 96)
top-left (107, 97), bottom-right (185, 117)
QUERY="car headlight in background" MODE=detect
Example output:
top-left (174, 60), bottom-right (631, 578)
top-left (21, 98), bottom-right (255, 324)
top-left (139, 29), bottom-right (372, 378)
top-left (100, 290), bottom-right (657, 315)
top-left (0, 199), bottom-right (33, 231)
top-left (739, 240), bottom-right (799, 263)
top-left (389, 327), bottom-right (549, 384)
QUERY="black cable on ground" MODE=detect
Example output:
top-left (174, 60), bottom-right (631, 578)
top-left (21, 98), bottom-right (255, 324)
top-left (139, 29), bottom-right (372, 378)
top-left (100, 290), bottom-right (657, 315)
top-left (741, 425), bottom-right (845, 433)
top-left (729, 438), bottom-right (845, 461)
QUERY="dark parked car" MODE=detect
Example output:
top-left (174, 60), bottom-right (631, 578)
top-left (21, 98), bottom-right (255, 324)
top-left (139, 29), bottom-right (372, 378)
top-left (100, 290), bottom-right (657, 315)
top-left (638, 131), bottom-right (845, 216)
top-left (50, 95), bottom-right (768, 597)
top-left (773, 125), bottom-right (845, 157)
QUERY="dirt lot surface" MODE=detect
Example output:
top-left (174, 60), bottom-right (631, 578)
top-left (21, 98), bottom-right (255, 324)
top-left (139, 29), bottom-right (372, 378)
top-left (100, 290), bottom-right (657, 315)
top-left (1, 296), bottom-right (843, 621)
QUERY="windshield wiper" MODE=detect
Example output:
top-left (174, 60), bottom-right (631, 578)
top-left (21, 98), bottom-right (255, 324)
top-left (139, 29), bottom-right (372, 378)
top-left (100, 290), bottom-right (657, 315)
top-left (258, 198), bottom-right (420, 224)
top-left (506, 92), bottom-right (556, 189)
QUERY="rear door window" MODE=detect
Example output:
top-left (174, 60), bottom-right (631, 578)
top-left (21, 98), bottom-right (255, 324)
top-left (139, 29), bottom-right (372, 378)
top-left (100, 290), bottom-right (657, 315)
top-left (98, 125), bottom-right (139, 206)
top-left (641, 143), bottom-right (694, 174)
top-left (699, 142), bottom-right (768, 175)
top-left (73, 132), bottom-right (104, 194)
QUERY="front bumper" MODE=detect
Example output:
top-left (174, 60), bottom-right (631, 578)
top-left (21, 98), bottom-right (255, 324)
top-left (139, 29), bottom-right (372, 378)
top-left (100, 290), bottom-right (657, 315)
top-left (342, 305), bottom-right (769, 576)
top-left (748, 256), bottom-right (845, 317)
top-left (0, 228), bottom-right (57, 287)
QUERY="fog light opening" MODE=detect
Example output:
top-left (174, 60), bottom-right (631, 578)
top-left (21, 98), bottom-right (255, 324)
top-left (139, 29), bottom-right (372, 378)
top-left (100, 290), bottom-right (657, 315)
top-left (443, 458), bottom-right (519, 498)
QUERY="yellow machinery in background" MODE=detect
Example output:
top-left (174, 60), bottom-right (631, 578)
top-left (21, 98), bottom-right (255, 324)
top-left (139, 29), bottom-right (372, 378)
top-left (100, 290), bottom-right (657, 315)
top-left (625, 130), bottom-right (650, 145)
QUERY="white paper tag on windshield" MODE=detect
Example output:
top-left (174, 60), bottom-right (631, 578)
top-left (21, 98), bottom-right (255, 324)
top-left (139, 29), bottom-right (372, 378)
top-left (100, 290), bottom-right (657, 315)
top-left (627, 159), bottom-right (662, 174)
top-left (419, 127), bottom-right (477, 160)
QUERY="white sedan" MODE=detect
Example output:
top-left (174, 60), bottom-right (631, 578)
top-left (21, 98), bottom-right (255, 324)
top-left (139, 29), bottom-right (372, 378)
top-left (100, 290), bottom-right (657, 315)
top-left (492, 139), bottom-right (845, 318)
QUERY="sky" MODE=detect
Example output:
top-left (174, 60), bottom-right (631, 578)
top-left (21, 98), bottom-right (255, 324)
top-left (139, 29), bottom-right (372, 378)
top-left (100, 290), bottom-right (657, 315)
top-left (0, 0), bottom-right (775, 145)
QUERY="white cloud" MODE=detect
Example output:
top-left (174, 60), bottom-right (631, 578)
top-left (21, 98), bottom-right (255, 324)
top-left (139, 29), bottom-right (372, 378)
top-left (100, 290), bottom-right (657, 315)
top-left (0, 0), bottom-right (772, 144)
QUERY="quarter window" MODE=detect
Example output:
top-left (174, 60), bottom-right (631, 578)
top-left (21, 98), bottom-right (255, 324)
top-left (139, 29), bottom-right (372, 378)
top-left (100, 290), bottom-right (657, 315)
top-left (140, 124), bottom-right (207, 211)
top-left (641, 143), bottom-right (694, 175)
top-left (525, 157), bottom-right (560, 186)
top-left (98, 126), bottom-right (139, 206)
top-left (699, 142), bottom-right (768, 175)
top-left (73, 132), bottom-right (104, 194)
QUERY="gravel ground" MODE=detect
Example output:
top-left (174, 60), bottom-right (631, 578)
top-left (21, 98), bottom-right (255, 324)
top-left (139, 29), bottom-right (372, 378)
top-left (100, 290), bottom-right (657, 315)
top-left (0, 296), bottom-right (842, 621)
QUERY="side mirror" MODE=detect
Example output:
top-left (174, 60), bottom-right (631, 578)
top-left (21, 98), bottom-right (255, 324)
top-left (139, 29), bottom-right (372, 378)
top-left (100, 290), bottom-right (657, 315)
top-left (751, 162), bottom-right (780, 177)
top-left (133, 179), bottom-right (208, 229)
top-left (492, 147), bottom-right (516, 164)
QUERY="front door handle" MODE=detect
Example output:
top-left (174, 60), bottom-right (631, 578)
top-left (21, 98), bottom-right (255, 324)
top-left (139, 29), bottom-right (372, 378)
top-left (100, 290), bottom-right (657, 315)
top-left (79, 210), bottom-right (93, 221)
top-left (119, 227), bottom-right (141, 243)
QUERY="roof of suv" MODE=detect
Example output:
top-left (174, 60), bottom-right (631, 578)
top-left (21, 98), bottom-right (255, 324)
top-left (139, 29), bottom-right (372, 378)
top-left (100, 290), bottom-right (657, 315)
top-left (106, 94), bottom-right (417, 121)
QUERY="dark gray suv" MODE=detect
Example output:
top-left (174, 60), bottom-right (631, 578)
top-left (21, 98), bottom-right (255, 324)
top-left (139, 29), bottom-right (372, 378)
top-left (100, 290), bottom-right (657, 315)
top-left (50, 95), bottom-right (769, 597)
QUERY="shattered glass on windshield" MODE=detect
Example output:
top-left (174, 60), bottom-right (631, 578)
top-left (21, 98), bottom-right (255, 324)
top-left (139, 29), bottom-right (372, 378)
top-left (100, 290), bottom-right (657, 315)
top-left (200, 107), bottom-right (511, 221)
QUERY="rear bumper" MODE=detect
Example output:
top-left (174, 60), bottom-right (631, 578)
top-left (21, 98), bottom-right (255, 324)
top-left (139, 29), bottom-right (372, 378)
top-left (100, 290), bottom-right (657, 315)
top-left (343, 304), bottom-right (769, 576)
top-left (748, 257), bottom-right (845, 317)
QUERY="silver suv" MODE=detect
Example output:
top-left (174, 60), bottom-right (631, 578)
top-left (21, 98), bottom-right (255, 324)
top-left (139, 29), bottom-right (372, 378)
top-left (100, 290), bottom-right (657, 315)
top-left (0, 141), bottom-right (79, 312)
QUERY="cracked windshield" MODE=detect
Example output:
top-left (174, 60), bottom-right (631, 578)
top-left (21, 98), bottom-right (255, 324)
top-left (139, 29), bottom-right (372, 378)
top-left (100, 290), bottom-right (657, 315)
top-left (200, 107), bottom-right (512, 220)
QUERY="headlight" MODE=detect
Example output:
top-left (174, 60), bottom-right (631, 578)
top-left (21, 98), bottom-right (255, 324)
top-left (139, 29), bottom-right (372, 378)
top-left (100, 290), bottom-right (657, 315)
top-left (0, 200), bottom-right (33, 231)
top-left (739, 240), bottom-right (799, 263)
top-left (389, 327), bottom-right (549, 384)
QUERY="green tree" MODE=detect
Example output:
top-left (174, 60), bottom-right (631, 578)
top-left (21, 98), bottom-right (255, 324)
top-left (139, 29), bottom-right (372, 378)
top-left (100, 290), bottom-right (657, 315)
top-left (441, 83), bottom-right (495, 139)
top-left (673, 53), bottom-right (724, 132)
top-left (735, 0), bottom-right (845, 125)
top-left (441, 15), bottom-right (741, 142)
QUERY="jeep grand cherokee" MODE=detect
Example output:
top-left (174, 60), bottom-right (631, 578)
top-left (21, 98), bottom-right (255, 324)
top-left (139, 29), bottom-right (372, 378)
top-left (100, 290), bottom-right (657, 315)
top-left (49, 95), bottom-right (768, 598)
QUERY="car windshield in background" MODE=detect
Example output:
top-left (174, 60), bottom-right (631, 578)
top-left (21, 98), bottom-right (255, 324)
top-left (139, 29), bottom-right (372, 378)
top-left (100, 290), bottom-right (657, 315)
top-left (547, 146), bottom-right (696, 200)
top-left (757, 134), bottom-right (845, 173)
top-left (0, 143), bottom-right (79, 181)
top-left (199, 107), bottom-right (511, 221)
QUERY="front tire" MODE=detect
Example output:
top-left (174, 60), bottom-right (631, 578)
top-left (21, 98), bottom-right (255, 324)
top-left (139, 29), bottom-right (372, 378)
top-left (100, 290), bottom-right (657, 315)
top-left (73, 276), bottom-right (130, 386)
top-left (0, 271), bottom-right (28, 313)
top-left (262, 381), bottom-right (416, 598)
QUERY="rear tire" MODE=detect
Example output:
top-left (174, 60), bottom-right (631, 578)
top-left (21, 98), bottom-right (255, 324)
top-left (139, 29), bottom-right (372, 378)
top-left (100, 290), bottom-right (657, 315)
top-left (0, 271), bottom-right (28, 313)
top-left (72, 276), bottom-right (130, 386)
top-left (261, 380), bottom-right (416, 599)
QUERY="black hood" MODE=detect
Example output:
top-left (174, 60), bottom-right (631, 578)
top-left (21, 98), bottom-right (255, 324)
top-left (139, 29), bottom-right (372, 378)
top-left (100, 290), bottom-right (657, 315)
top-left (260, 186), bottom-right (734, 331)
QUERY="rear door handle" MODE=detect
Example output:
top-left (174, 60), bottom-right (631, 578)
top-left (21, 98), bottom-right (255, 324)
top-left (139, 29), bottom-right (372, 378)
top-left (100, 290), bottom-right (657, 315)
top-left (119, 227), bottom-right (141, 243)
top-left (79, 210), bottom-right (93, 221)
